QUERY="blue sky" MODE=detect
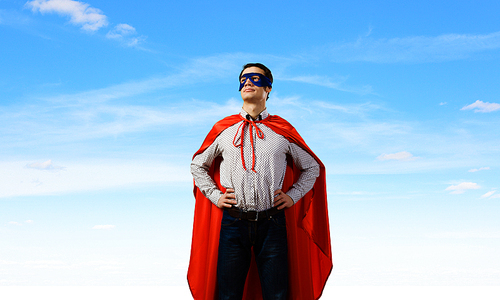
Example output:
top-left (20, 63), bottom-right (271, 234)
top-left (1, 0), bottom-right (500, 288)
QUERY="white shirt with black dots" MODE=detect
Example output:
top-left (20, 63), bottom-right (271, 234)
top-left (191, 108), bottom-right (320, 212)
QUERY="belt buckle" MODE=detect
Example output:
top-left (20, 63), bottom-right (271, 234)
top-left (249, 211), bottom-right (258, 222)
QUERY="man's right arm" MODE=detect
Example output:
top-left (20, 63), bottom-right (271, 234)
top-left (190, 139), bottom-right (236, 208)
top-left (191, 140), bottom-right (224, 206)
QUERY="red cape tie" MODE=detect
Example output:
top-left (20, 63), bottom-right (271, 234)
top-left (232, 116), bottom-right (265, 172)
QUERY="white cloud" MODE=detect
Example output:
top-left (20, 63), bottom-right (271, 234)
top-left (106, 23), bottom-right (145, 47)
top-left (377, 151), bottom-right (417, 161)
top-left (26, 159), bottom-right (64, 170)
top-left (25, 1), bottom-right (146, 47)
top-left (461, 100), bottom-right (500, 113)
top-left (445, 182), bottom-right (481, 194)
top-left (92, 225), bottom-right (115, 230)
top-left (25, 0), bottom-right (108, 31)
top-left (481, 191), bottom-right (496, 198)
top-left (25, 220), bottom-right (35, 224)
top-left (468, 167), bottom-right (490, 172)
top-left (106, 23), bottom-right (135, 38)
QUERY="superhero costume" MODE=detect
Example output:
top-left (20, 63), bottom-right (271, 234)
top-left (188, 114), bottom-right (332, 300)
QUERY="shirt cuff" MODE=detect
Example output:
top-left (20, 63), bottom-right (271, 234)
top-left (286, 188), bottom-right (302, 204)
top-left (207, 190), bottom-right (224, 206)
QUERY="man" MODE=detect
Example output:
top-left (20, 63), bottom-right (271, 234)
top-left (188, 63), bottom-right (332, 300)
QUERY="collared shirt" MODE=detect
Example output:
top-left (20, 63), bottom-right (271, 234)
top-left (191, 108), bottom-right (320, 212)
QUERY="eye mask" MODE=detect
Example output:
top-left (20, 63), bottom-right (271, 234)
top-left (239, 73), bottom-right (272, 91)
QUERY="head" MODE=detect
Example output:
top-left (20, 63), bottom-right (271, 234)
top-left (239, 63), bottom-right (273, 102)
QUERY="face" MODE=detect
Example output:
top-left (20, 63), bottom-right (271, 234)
top-left (240, 67), bottom-right (272, 103)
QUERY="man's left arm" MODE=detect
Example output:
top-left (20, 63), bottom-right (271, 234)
top-left (274, 143), bottom-right (320, 210)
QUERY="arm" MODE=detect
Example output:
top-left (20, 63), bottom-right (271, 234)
top-left (190, 138), bottom-right (236, 208)
top-left (284, 142), bottom-right (320, 203)
top-left (273, 142), bottom-right (320, 210)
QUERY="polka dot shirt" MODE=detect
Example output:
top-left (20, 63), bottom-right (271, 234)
top-left (191, 108), bottom-right (320, 212)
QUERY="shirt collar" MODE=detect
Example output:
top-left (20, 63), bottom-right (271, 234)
top-left (240, 108), bottom-right (269, 121)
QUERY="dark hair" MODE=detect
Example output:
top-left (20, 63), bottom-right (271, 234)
top-left (239, 63), bottom-right (273, 83)
top-left (239, 63), bottom-right (273, 100)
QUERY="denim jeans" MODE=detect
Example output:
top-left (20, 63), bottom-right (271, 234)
top-left (217, 209), bottom-right (288, 300)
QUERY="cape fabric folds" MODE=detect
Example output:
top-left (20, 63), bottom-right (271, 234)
top-left (188, 114), bottom-right (332, 300)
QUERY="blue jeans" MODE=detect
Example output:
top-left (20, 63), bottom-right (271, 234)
top-left (217, 209), bottom-right (288, 300)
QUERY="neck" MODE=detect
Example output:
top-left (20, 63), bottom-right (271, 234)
top-left (242, 102), bottom-right (266, 120)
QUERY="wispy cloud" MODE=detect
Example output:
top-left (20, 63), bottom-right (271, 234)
top-left (106, 23), bottom-right (135, 39)
top-left (308, 119), bottom-right (412, 150)
top-left (461, 100), bottom-right (500, 113)
top-left (445, 182), bottom-right (481, 194)
top-left (25, 0), bottom-right (108, 32)
top-left (3, 52), bottom-right (499, 182)
top-left (314, 101), bottom-right (382, 115)
top-left (44, 53), bottom-right (249, 105)
top-left (323, 31), bottom-right (500, 63)
top-left (106, 23), bottom-right (146, 47)
top-left (26, 159), bottom-right (64, 170)
top-left (377, 151), bottom-right (418, 161)
top-left (1, 160), bottom-right (191, 198)
top-left (0, 55), bottom-right (259, 165)
top-left (282, 75), bottom-right (373, 95)
top-left (468, 167), bottom-right (490, 173)
top-left (479, 189), bottom-right (500, 199)
top-left (3, 99), bottom-right (240, 146)
top-left (481, 190), bottom-right (496, 198)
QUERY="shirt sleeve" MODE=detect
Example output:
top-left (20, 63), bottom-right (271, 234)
top-left (190, 137), bottom-right (224, 206)
top-left (285, 142), bottom-right (320, 203)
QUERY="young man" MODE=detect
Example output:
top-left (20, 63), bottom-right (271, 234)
top-left (188, 63), bottom-right (332, 300)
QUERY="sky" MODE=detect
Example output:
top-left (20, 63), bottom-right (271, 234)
top-left (1, 0), bottom-right (500, 289)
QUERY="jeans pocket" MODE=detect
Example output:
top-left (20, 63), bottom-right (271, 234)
top-left (221, 211), bottom-right (240, 227)
top-left (271, 213), bottom-right (287, 228)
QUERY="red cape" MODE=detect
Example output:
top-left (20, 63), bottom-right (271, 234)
top-left (188, 114), bottom-right (332, 300)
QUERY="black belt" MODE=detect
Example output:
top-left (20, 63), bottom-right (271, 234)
top-left (226, 206), bottom-right (282, 221)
